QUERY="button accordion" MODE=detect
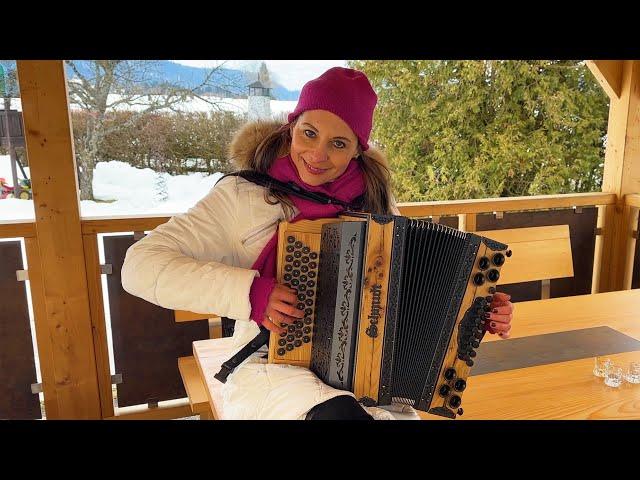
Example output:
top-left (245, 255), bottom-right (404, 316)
top-left (268, 213), bottom-right (510, 419)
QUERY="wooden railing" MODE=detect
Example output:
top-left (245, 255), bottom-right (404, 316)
top-left (1, 190), bottom-right (636, 420)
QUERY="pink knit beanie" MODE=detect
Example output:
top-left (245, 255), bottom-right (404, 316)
top-left (287, 67), bottom-right (378, 151)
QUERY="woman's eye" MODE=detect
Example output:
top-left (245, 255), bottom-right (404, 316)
top-left (333, 140), bottom-right (346, 149)
top-left (304, 129), bottom-right (316, 138)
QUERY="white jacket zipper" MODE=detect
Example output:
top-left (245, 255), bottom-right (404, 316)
top-left (240, 219), bottom-right (279, 246)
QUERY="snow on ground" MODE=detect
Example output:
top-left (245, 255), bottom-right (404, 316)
top-left (0, 155), bottom-right (224, 221)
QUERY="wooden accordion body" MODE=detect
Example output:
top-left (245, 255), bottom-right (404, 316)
top-left (268, 213), bottom-right (509, 419)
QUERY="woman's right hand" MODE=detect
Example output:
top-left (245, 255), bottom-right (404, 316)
top-left (261, 283), bottom-right (306, 334)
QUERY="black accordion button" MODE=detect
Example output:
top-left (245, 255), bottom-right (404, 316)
top-left (310, 252), bottom-right (318, 259)
top-left (284, 264), bottom-right (293, 272)
top-left (299, 284), bottom-right (307, 291)
top-left (302, 246), bottom-right (310, 254)
top-left (294, 339), bottom-right (302, 347)
top-left (297, 302), bottom-right (305, 310)
top-left (468, 350), bottom-right (477, 358)
top-left (309, 262), bottom-right (317, 269)
top-left (295, 331), bottom-right (303, 338)
top-left (485, 295), bottom-right (493, 303)
top-left (287, 236), bottom-right (295, 244)
top-left (448, 395), bottom-right (462, 408)
top-left (297, 294), bottom-right (306, 301)
top-left (444, 368), bottom-right (457, 381)
top-left (487, 269), bottom-right (500, 282)
top-left (286, 245), bottom-right (294, 253)
top-left (438, 384), bottom-right (450, 397)
top-left (301, 265), bottom-right (309, 273)
top-left (308, 271), bottom-right (316, 278)
top-left (478, 256), bottom-right (490, 270)
top-left (293, 260), bottom-right (301, 268)
top-left (294, 251), bottom-right (302, 259)
top-left (454, 379), bottom-right (467, 392)
top-left (287, 325), bottom-right (295, 333)
top-left (305, 299), bottom-right (314, 306)
top-left (294, 241), bottom-right (303, 248)
top-left (471, 339), bottom-right (480, 348)
top-left (295, 320), bottom-right (303, 328)
top-left (473, 273), bottom-right (485, 286)
top-left (287, 334), bottom-right (295, 342)
top-left (492, 252), bottom-right (505, 266)
top-left (277, 348), bottom-right (286, 356)
top-left (303, 336), bottom-right (311, 343)
top-left (285, 255), bottom-right (293, 262)
top-left (488, 287), bottom-right (496, 294)
top-left (278, 339), bottom-right (286, 347)
top-left (306, 290), bottom-right (314, 297)
top-left (284, 273), bottom-right (292, 281)
top-left (286, 344), bottom-right (294, 351)
top-left (299, 275), bottom-right (307, 282)
top-left (457, 352), bottom-right (466, 361)
top-left (301, 256), bottom-right (309, 264)
top-left (292, 270), bottom-right (300, 278)
top-left (304, 308), bottom-right (312, 316)
top-left (304, 317), bottom-right (313, 325)
top-left (307, 280), bottom-right (315, 287)
top-left (291, 279), bottom-right (300, 286)
top-left (506, 249), bottom-right (512, 257)
top-left (466, 359), bottom-right (474, 367)
top-left (303, 326), bottom-right (311, 334)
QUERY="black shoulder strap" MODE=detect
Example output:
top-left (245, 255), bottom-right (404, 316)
top-left (218, 170), bottom-right (364, 211)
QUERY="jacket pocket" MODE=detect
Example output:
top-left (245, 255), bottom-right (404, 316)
top-left (240, 219), bottom-right (279, 247)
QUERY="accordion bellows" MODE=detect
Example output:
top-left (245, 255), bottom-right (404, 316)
top-left (268, 213), bottom-right (509, 419)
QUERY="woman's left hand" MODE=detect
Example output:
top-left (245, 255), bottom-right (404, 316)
top-left (484, 291), bottom-right (513, 339)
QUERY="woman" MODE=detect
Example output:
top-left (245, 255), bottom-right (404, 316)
top-left (121, 67), bottom-right (514, 420)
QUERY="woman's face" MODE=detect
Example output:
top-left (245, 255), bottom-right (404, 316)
top-left (289, 110), bottom-right (360, 186)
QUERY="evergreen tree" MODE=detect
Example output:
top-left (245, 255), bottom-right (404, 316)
top-left (349, 60), bottom-right (609, 201)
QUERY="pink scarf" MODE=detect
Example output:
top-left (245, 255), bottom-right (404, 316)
top-left (248, 154), bottom-right (366, 324)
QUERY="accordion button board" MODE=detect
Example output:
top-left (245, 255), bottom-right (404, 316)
top-left (268, 214), bottom-right (510, 419)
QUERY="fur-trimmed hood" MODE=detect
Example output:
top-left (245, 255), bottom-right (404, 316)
top-left (228, 119), bottom-right (391, 171)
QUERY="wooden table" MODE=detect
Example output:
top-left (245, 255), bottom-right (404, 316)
top-left (194, 289), bottom-right (640, 420)
top-left (420, 288), bottom-right (640, 420)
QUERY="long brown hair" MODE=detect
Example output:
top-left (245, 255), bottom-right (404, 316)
top-left (243, 121), bottom-right (394, 218)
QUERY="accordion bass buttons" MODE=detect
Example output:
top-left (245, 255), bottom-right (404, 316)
top-left (448, 395), bottom-right (462, 409)
top-left (487, 269), bottom-right (500, 283)
top-left (444, 368), bottom-right (457, 381)
top-left (454, 379), bottom-right (467, 392)
top-left (473, 273), bottom-right (485, 286)
top-left (492, 252), bottom-right (506, 266)
top-left (438, 384), bottom-right (451, 397)
top-left (478, 256), bottom-right (490, 270)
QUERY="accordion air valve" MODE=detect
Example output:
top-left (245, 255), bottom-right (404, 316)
top-left (268, 213), bottom-right (510, 419)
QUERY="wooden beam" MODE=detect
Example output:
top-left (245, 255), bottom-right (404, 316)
top-left (587, 60), bottom-right (623, 100)
top-left (396, 192), bottom-right (616, 217)
top-left (81, 215), bottom-right (170, 234)
top-left (17, 60), bottom-right (102, 418)
top-left (0, 222), bottom-right (36, 239)
top-left (82, 233), bottom-right (115, 418)
top-left (598, 60), bottom-right (640, 292)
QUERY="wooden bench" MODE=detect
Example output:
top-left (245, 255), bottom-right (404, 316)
top-left (480, 224), bottom-right (574, 299)
top-left (174, 309), bottom-right (221, 420)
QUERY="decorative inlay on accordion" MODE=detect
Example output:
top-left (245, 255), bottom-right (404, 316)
top-left (268, 213), bottom-right (510, 419)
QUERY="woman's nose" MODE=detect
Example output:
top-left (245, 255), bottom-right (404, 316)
top-left (306, 147), bottom-right (328, 164)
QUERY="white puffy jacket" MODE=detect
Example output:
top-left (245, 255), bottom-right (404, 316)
top-left (121, 120), bottom-right (414, 420)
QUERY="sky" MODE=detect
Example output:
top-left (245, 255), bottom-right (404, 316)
top-left (172, 60), bottom-right (347, 91)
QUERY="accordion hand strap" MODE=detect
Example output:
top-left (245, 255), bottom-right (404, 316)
top-left (217, 170), bottom-right (364, 210)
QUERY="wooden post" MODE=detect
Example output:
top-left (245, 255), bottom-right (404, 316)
top-left (17, 61), bottom-right (102, 418)
top-left (458, 213), bottom-right (477, 232)
top-left (591, 205), bottom-right (606, 294)
top-left (594, 60), bottom-right (640, 292)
